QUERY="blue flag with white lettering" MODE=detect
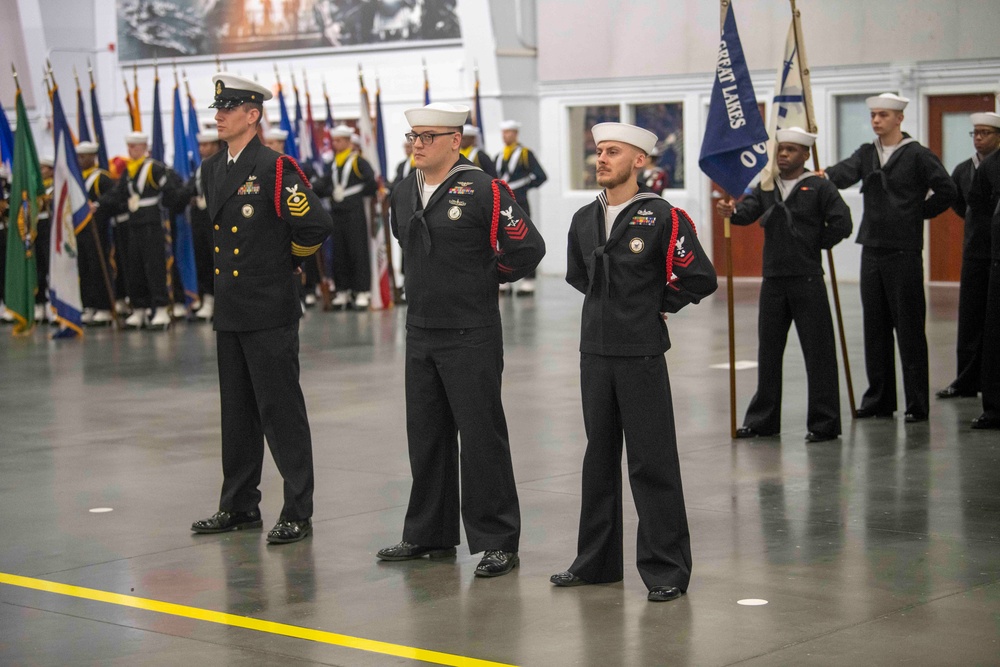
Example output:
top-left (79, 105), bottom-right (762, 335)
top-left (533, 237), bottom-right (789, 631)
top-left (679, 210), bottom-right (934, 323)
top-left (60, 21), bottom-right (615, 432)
top-left (698, 1), bottom-right (769, 196)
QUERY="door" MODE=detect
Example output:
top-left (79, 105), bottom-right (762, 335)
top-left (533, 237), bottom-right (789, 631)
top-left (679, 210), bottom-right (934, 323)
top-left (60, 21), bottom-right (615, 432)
top-left (927, 94), bottom-right (996, 282)
top-left (710, 103), bottom-right (767, 277)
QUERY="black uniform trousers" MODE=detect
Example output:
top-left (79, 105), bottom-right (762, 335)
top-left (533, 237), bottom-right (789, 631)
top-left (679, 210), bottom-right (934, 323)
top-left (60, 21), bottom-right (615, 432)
top-left (34, 217), bottom-right (50, 304)
top-left (951, 256), bottom-right (991, 394)
top-left (331, 204), bottom-right (370, 293)
top-left (402, 324), bottom-right (520, 554)
top-left (77, 218), bottom-right (113, 310)
top-left (125, 222), bottom-right (170, 309)
top-left (111, 221), bottom-right (129, 300)
top-left (570, 353), bottom-right (692, 591)
top-left (980, 260), bottom-right (1000, 420)
top-left (217, 322), bottom-right (314, 521)
top-left (859, 247), bottom-right (929, 417)
top-left (743, 276), bottom-right (841, 437)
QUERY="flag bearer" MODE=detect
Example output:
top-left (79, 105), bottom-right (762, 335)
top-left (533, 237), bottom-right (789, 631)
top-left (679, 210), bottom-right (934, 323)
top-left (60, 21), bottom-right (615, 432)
top-left (76, 141), bottom-right (116, 325)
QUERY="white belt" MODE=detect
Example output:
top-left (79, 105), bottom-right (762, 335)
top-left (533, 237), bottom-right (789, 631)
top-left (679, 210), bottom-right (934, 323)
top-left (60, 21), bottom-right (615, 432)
top-left (507, 176), bottom-right (532, 191)
top-left (333, 183), bottom-right (364, 203)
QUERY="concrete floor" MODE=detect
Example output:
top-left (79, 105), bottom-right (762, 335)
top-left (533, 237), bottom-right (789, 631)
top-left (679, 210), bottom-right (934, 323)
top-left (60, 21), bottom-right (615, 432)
top-left (1, 277), bottom-right (998, 666)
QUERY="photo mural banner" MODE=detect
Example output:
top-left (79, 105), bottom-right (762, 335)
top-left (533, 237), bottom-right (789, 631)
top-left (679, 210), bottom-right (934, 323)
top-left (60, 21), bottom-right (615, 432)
top-left (117, 0), bottom-right (461, 62)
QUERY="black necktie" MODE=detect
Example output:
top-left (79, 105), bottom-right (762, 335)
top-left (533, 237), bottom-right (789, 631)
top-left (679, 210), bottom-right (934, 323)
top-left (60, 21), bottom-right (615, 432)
top-left (227, 159), bottom-right (234, 172)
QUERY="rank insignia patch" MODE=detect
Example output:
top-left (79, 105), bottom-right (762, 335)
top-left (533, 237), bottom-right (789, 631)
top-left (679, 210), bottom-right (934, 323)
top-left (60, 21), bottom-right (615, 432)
top-left (242, 204), bottom-right (254, 218)
top-left (285, 184), bottom-right (310, 217)
top-left (629, 237), bottom-right (644, 253)
top-left (673, 235), bottom-right (694, 268)
top-left (500, 205), bottom-right (528, 240)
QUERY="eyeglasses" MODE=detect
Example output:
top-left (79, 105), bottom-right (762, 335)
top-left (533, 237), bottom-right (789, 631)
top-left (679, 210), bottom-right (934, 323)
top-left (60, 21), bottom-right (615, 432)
top-left (404, 131), bottom-right (457, 145)
top-left (970, 129), bottom-right (999, 137)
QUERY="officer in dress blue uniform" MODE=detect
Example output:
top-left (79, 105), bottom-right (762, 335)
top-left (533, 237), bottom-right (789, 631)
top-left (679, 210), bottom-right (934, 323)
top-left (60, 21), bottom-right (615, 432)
top-left (191, 74), bottom-right (334, 544)
top-left (552, 123), bottom-right (717, 602)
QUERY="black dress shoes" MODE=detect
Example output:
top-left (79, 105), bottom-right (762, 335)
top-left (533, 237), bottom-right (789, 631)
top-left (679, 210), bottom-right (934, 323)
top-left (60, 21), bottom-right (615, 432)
top-left (936, 386), bottom-right (976, 399)
top-left (735, 427), bottom-right (775, 439)
top-left (376, 541), bottom-right (457, 561)
top-left (550, 571), bottom-right (591, 587)
top-left (904, 412), bottom-right (928, 423)
top-left (647, 586), bottom-right (683, 602)
top-left (266, 518), bottom-right (311, 544)
top-left (971, 415), bottom-right (1000, 430)
top-left (475, 551), bottom-right (519, 577)
top-left (855, 408), bottom-right (893, 419)
top-left (805, 431), bottom-right (838, 443)
top-left (191, 510), bottom-right (262, 534)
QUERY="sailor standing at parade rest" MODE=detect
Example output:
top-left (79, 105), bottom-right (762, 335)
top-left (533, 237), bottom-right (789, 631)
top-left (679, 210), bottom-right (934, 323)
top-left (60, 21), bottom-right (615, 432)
top-left (75, 141), bottom-right (116, 326)
top-left (460, 124), bottom-right (496, 178)
top-left (553, 122), bottom-right (717, 602)
top-left (191, 73), bottom-right (333, 544)
top-left (378, 102), bottom-right (545, 578)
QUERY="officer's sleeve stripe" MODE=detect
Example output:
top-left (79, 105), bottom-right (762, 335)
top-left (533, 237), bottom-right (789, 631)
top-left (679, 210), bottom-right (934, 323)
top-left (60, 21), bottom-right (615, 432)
top-left (291, 242), bottom-right (322, 257)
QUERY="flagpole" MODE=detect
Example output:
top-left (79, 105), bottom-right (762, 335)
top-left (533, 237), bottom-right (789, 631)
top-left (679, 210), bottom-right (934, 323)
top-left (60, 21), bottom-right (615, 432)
top-left (719, 0), bottom-right (738, 440)
top-left (790, 0), bottom-right (856, 418)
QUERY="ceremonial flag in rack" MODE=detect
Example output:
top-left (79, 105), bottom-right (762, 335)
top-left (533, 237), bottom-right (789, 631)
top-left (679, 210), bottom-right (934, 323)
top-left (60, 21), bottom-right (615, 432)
top-left (150, 74), bottom-right (165, 162)
top-left (473, 68), bottom-right (486, 152)
top-left (185, 80), bottom-right (201, 171)
top-left (324, 83), bottom-right (335, 129)
top-left (758, 18), bottom-right (816, 191)
top-left (276, 79), bottom-right (299, 160)
top-left (48, 84), bottom-right (89, 337)
top-left (0, 101), bottom-right (13, 178)
top-left (75, 78), bottom-right (92, 143)
top-left (172, 81), bottom-right (199, 308)
top-left (130, 72), bottom-right (142, 131)
top-left (5, 82), bottom-right (43, 334)
top-left (359, 74), bottom-right (391, 309)
top-left (423, 62), bottom-right (431, 105)
top-left (375, 81), bottom-right (389, 180)
top-left (303, 80), bottom-right (323, 174)
top-left (90, 74), bottom-right (109, 170)
top-left (294, 76), bottom-right (315, 170)
top-left (698, 0), bottom-right (769, 196)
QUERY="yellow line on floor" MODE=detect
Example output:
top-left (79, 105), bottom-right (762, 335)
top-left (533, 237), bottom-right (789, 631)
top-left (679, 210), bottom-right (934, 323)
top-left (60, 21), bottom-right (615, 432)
top-left (0, 572), bottom-right (516, 667)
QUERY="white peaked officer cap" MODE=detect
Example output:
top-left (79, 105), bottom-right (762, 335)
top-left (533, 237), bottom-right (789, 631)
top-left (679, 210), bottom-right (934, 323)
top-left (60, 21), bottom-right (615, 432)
top-left (76, 141), bottom-right (99, 155)
top-left (125, 131), bottom-right (149, 144)
top-left (866, 93), bottom-right (909, 111)
top-left (404, 103), bottom-right (469, 128)
top-left (591, 122), bottom-right (659, 155)
top-left (196, 129), bottom-right (219, 143)
top-left (39, 154), bottom-right (54, 167)
top-left (462, 124), bottom-right (480, 137)
top-left (774, 126), bottom-right (818, 147)
top-left (499, 119), bottom-right (521, 131)
top-left (264, 128), bottom-right (289, 141)
top-left (970, 112), bottom-right (1000, 129)
top-left (330, 124), bottom-right (354, 138)
top-left (209, 73), bottom-right (272, 108)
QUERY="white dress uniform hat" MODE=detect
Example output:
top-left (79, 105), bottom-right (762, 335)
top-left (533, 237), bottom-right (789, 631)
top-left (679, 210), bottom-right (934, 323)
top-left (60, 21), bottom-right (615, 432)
top-left (591, 122), bottom-right (659, 155)
top-left (866, 93), bottom-right (909, 111)
top-left (264, 128), bottom-right (289, 142)
top-left (330, 124), bottom-right (354, 138)
top-left (209, 73), bottom-right (272, 108)
top-left (774, 126), bottom-right (818, 147)
top-left (404, 103), bottom-right (470, 128)
top-left (196, 129), bottom-right (219, 143)
top-left (125, 131), bottom-right (149, 144)
top-left (39, 155), bottom-right (55, 168)
top-left (499, 119), bottom-right (521, 131)
top-left (462, 124), bottom-right (480, 137)
top-left (76, 141), bottom-right (100, 155)
top-left (970, 112), bottom-right (1000, 129)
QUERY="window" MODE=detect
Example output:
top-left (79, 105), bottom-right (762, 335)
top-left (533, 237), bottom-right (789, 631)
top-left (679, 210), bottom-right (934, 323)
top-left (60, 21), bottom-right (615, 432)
top-left (568, 105), bottom-right (620, 190)
top-left (836, 93), bottom-right (876, 163)
top-left (633, 102), bottom-right (684, 189)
